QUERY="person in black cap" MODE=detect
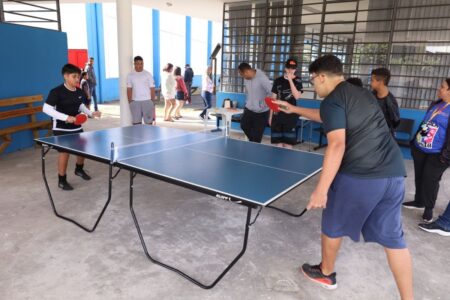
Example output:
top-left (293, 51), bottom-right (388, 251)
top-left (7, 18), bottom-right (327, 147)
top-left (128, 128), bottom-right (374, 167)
top-left (270, 58), bottom-right (303, 148)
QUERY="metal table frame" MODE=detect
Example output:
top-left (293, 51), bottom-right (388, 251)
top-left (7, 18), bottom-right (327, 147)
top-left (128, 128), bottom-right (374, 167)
top-left (37, 138), bottom-right (319, 289)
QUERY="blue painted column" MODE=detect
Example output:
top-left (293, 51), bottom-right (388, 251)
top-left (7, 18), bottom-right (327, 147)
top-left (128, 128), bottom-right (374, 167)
top-left (152, 9), bottom-right (160, 88)
top-left (185, 16), bottom-right (191, 66)
top-left (85, 3), bottom-right (104, 103)
top-left (207, 20), bottom-right (212, 65)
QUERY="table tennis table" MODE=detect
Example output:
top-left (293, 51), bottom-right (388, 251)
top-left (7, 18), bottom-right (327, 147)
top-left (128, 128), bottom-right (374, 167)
top-left (35, 125), bottom-right (323, 289)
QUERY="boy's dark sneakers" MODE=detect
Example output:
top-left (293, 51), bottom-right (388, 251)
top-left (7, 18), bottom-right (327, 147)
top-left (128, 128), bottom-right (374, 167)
top-left (74, 164), bottom-right (91, 180)
top-left (301, 263), bottom-right (337, 290)
top-left (58, 174), bottom-right (73, 191)
top-left (422, 208), bottom-right (433, 223)
top-left (418, 221), bottom-right (450, 236)
top-left (402, 201), bottom-right (425, 210)
top-left (58, 181), bottom-right (74, 190)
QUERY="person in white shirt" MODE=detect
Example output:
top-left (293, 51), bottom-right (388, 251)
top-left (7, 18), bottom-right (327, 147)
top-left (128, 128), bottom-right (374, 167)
top-left (200, 66), bottom-right (214, 119)
top-left (161, 63), bottom-right (176, 122)
top-left (126, 56), bottom-right (156, 125)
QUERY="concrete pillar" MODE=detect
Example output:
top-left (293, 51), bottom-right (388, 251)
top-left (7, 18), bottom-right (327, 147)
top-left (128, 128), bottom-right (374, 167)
top-left (116, 0), bottom-right (133, 126)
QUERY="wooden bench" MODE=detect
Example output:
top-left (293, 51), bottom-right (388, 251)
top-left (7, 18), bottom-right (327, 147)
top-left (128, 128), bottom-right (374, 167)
top-left (0, 95), bottom-right (52, 154)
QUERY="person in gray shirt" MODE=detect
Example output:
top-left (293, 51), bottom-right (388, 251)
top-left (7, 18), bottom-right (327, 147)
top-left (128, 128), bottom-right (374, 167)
top-left (238, 62), bottom-right (272, 142)
top-left (84, 57), bottom-right (98, 111)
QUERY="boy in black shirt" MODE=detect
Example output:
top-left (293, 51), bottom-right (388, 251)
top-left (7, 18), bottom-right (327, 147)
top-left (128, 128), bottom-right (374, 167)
top-left (370, 68), bottom-right (400, 135)
top-left (270, 58), bottom-right (303, 149)
top-left (43, 64), bottom-right (101, 190)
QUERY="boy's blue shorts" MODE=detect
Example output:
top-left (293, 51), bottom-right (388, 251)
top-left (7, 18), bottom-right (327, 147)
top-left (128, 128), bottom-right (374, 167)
top-left (322, 173), bottom-right (406, 249)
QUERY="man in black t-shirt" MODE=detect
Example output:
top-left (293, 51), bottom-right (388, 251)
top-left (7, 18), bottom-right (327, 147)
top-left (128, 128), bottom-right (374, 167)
top-left (274, 55), bottom-right (413, 299)
top-left (270, 58), bottom-right (303, 148)
top-left (43, 64), bottom-right (101, 190)
top-left (370, 68), bottom-right (400, 135)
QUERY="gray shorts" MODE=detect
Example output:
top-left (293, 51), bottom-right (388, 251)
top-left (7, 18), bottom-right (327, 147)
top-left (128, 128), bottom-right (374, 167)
top-left (130, 100), bottom-right (155, 124)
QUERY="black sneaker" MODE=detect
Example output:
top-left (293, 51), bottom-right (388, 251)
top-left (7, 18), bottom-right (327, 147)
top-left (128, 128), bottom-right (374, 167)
top-left (422, 208), bottom-right (433, 223)
top-left (301, 263), bottom-right (337, 290)
top-left (402, 201), bottom-right (424, 210)
top-left (418, 221), bottom-right (450, 236)
top-left (58, 180), bottom-right (74, 191)
top-left (74, 168), bottom-right (91, 180)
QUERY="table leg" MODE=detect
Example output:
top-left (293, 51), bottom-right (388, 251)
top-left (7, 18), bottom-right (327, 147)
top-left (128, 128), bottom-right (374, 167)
top-left (129, 171), bottom-right (254, 289)
top-left (40, 145), bottom-right (118, 232)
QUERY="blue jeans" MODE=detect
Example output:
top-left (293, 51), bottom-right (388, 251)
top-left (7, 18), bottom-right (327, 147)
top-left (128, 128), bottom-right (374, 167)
top-left (436, 201), bottom-right (450, 230)
top-left (200, 91), bottom-right (212, 117)
top-left (89, 85), bottom-right (98, 111)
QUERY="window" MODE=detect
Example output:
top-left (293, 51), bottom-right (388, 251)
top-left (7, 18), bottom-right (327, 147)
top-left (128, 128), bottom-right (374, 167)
top-left (222, 0), bottom-right (450, 109)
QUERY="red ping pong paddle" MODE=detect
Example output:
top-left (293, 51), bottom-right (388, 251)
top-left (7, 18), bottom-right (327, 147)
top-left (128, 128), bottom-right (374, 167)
top-left (265, 97), bottom-right (280, 112)
top-left (74, 113), bottom-right (88, 125)
top-left (264, 97), bottom-right (287, 112)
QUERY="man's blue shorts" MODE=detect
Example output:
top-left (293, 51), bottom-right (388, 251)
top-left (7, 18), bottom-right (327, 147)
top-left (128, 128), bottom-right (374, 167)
top-left (322, 173), bottom-right (406, 249)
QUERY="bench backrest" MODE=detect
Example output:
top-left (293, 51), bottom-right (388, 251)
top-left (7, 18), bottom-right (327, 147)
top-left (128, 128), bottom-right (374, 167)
top-left (0, 95), bottom-right (43, 107)
top-left (0, 94), bottom-right (51, 154)
top-left (0, 95), bottom-right (44, 120)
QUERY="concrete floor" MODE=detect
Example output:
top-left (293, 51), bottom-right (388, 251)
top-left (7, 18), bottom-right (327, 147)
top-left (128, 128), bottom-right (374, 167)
top-left (1, 96), bottom-right (449, 300)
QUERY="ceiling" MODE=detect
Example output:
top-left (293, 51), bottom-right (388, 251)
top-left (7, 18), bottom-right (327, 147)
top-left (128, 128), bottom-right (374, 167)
top-left (60, 0), bottom-right (245, 21)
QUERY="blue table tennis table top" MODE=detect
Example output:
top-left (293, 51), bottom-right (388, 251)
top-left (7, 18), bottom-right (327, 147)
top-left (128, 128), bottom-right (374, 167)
top-left (36, 125), bottom-right (323, 207)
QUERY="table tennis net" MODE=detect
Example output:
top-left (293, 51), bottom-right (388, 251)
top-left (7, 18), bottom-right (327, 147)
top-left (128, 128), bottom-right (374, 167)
top-left (112, 129), bottom-right (223, 162)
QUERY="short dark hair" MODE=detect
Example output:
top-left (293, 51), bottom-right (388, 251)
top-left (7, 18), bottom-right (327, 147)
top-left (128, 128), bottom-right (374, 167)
top-left (134, 56), bottom-right (143, 62)
top-left (371, 68), bottom-right (391, 85)
top-left (445, 78), bottom-right (450, 89)
top-left (89, 57), bottom-right (94, 60)
top-left (61, 63), bottom-right (81, 75)
top-left (346, 77), bottom-right (363, 87)
top-left (308, 54), bottom-right (343, 76)
top-left (185, 64), bottom-right (190, 67)
top-left (163, 63), bottom-right (173, 72)
top-left (238, 62), bottom-right (252, 72)
top-left (285, 58), bottom-right (298, 69)
top-left (174, 67), bottom-right (182, 76)
top-left (81, 71), bottom-right (88, 78)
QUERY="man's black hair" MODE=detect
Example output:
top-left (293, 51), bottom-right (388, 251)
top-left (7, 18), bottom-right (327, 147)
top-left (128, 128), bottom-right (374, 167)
top-left (346, 77), bottom-right (363, 87)
top-left (61, 63), bottom-right (81, 75)
top-left (238, 62), bottom-right (252, 72)
top-left (371, 67), bottom-right (391, 86)
top-left (134, 56), bottom-right (144, 62)
top-left (308, 54), bottom-right (343, 76)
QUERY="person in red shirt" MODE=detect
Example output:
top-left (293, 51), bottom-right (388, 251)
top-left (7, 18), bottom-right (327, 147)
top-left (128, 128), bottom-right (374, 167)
top-left (173, 66), bottom-right (188, 119)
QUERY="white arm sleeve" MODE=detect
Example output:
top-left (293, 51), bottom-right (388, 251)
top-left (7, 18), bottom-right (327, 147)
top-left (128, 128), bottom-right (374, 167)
top-left (79, 104), bottom-right (93, 117)
top-left (43, 103), bottom-right (69, 121)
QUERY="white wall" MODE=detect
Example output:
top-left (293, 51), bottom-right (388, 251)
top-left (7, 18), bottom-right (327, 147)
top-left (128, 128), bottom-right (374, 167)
top-left (159, 10), bottom-right (186, 71)
top-left (57, 3), bottom-right (213, 81)
top-left (132, 5), bottom-right (153, 73)
top-left (191, 17), bottom-right (208, 76)
top-left (60, 3), bottom-right (88, 49)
